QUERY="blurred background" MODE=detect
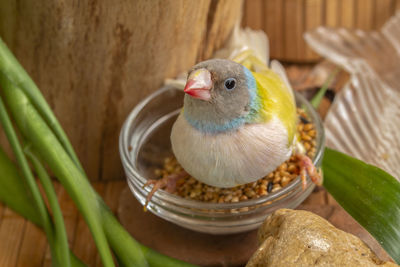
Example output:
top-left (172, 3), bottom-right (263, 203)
top-left (243, 0), bottom-right (400, 61)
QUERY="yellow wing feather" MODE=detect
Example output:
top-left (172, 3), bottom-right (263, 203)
top-left (253, 71), bottom-right (297, 144)
top-left (233, 50), bottom-right (297, 145)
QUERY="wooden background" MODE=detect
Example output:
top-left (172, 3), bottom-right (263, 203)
top-left (243, 0), bottom-right (400, 61)
top-left (0, 0), bottom-right (243, 181)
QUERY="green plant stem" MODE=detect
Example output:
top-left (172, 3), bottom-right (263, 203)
top-left (0, 75), bottom-right (116, 267)
top-left (25, 147), bottom-right (71, 267)
top-left (99, 204), bottom-right (149, 267)
top-left (0, 34), bottom-right (197, 267)
top-left (0, 95), bottom-right (61, 264)
top-left (100, 202), bottom-right (196, 267)
top-left (0, 146), bottom-right (86, 267)
top-left (0, 38), bottom-right (83, 174)
top-left (0, 145), bottom-right (196, 267)
top-left (140, 246), bottom-right (197, 267)
top-left (310, 67), bottom-right (340, 109)
top-left (323, 148), bottom-right (400, 264)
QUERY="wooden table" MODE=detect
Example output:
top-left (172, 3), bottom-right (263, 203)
top-left (0, 182), bottom-right (388, 266)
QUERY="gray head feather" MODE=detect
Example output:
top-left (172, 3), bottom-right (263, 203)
top-left (184, 59), bottom-right (251, 133)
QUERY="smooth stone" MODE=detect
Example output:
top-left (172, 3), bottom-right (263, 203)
top-left (246, 209), bottom-right (398, 267)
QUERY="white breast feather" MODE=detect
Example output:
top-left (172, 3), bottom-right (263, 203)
top-left (170, 114), bottom-right (293, 188)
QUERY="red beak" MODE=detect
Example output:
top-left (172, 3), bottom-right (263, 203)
top-left (184, 68), bottom-right (212, 101)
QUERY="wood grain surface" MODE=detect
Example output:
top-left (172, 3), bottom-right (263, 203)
top-left (0, 0), bottom-right (243, 181)
top-left (0, 180), bottom-right (389, 267)
top-left (243, 0), bottom-right (400, 62)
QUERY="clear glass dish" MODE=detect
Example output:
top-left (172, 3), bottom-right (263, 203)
top-left (119, 86), bottom-right (325, 234)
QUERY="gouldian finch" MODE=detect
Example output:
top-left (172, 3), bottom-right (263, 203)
top-left (144, 53), bottom-right (321, 204)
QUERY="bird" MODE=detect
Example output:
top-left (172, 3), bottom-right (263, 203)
top-left (144, 52), bottom-right (321, 206)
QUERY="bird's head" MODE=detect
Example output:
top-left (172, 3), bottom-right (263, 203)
top-left (183, 59), bottom-right (257, 133)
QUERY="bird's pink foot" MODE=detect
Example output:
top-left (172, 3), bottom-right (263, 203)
top-left (143, 170), bottom-right (188, 210)
top-left (295, 154), bottom-right (322, 189)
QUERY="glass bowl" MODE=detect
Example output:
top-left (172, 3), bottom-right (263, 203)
top-left (119, 86), bottom-right (325, 234)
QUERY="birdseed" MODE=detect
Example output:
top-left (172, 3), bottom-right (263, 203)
top-left (153, 108), bottom-right (318, 203)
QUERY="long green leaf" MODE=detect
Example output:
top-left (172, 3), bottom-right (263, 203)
top-left (0, 147), bottom-right (41, 225)
top-left (323, 148), bottom-right (400, 263)
top-left (0, 75), bottom-right (115, 267)
top-left (25, 147), bottom-right (71, 267)
top-left (0, 38), bottom-right (83, 173)
top-left (310, 67), bottom-right (340, 109)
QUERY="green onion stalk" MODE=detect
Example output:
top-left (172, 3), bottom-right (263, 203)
top-left (0, 147), bottom-right (86, 267)
top-left (0, 95), bottom-right (70, 267)
top-left (0, 37), bottom-right (195, 267)
top-left (1, 75), bottom-right (116, 267)
top-left (25, 147), bottom-right (72, 267)
top-left (0, 147), bottom-right (192, 267)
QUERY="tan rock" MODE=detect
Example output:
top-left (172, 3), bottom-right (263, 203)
top-left (246, 209), bottom-right (398, 267)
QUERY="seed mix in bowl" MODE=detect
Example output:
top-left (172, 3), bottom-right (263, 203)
top-left (153, 108), bottom-right (317, 203)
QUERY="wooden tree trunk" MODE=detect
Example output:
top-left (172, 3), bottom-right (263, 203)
top-left (0, 0), bottom-right (243, 180)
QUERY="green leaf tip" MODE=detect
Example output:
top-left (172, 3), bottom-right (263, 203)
top-left (310, 67), bottom-right (340, 109)
top-left (323, 148), bottom-right (400, 263)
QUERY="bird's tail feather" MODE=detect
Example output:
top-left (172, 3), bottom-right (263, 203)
top-left (215, 23), bottom-right (294, 98)
top-left (270, 60), bottom-right (295, 99)
top-left (213, 21), bottom-right (269, 66)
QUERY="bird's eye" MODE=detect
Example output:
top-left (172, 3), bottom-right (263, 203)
top-left (224, 78), bottom-right (236, 90)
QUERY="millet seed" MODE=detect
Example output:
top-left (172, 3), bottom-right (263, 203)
top-left (151, 108), bottom-right (318, 203)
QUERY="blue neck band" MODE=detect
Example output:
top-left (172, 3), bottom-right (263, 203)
top-left (184, 66), bottom-right (260, 134)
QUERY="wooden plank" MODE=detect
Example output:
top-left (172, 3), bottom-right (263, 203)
top-left (284, 0), bottom-right (305, 61)
top-left (16, 222), bottom-right (47, 267)
top-left (72, 183), bottom-right (105, 266)
top-left (16, 181), bottom-right (52, 266)
top-left (0, 208), bottom-right (27, 266)
top-left (374, 0), bottom-right (394, 28)
top-left (397, 0), bottom-right (400, 10)
top-left (57, 183), bottom-right (80, 248)
top-left (103, 181), bottom-right (127, 213)
top-left (325, 0), bottom-right (340, 27)
top-left (265, 0), bottom-right (284, 59)
top-left (95, 180), bottom-right (127, 266)
top-left (245, 0), bottom-right (264, 30)
top-left (340, 0), bottom-right (355, 28)
top-left (355, 0), bottom-right (374, 30)
top-left (242, 0), bottom-right (247, 27)
top-left (304, 0), bottom-right (323, 60)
